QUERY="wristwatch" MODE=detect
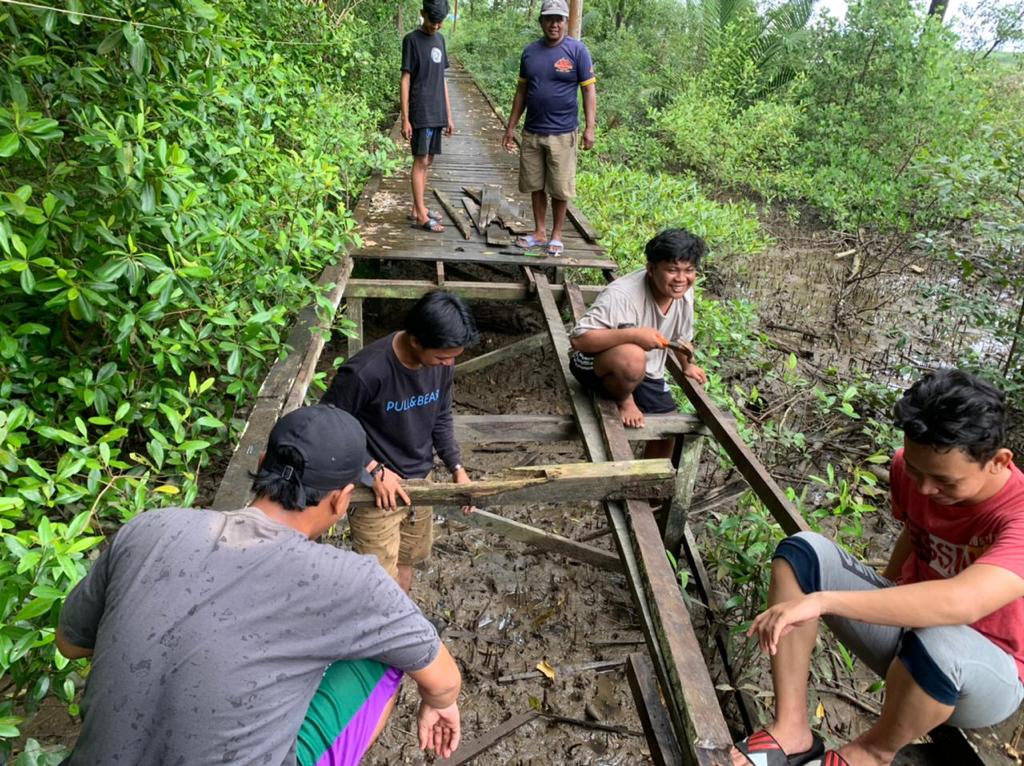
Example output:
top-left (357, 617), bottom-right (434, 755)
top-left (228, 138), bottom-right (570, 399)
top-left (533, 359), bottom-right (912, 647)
top-left (370, 462), bottom-right (386, 479)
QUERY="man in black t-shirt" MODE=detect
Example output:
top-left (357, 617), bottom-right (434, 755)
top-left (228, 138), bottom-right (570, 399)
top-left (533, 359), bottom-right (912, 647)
top-left (322, 291), bottom-right (478, 593)
top-left (401, 1), bottom-right (454, 233)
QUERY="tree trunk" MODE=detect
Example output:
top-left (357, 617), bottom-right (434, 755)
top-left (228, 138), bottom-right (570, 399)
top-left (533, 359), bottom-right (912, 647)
top-left (569, 0), bottom-right (583, 39)
top-left (927, 0), bottom-right (949, 21)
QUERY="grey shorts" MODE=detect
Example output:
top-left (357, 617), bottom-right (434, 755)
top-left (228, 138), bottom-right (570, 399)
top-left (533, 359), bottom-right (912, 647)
top-left (775, 531), bottom-right (1023, 728)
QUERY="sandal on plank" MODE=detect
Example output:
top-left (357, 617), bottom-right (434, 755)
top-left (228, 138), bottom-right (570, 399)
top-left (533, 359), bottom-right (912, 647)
top-left (735, 730), bottom-right (825, 766)
top-left (415, 218), bottom-right (445, 233)
top-left (546, 239), bottom-right (564, 256)
top-left (407, 210), bottom-right (441, 221)
top-left (514, 234), bottom-right (547, 249)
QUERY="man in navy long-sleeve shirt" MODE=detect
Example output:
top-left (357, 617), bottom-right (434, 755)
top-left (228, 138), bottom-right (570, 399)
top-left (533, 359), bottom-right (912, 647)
top-left (323, 291), bottom-right (479, 592)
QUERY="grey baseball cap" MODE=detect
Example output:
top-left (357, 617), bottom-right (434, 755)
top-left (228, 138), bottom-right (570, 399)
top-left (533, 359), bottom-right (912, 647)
top-left (540, 0), bottom-right (569, 18)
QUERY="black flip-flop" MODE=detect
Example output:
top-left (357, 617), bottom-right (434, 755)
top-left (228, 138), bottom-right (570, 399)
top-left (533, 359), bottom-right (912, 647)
top-left (735, 729), bottom-right (824, 766)
top-left (407, 210), bottom-right (441, 221)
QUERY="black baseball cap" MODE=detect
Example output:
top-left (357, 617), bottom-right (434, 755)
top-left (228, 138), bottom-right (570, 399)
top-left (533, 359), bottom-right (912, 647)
top-left (262, 405), bottom-right (374, 494)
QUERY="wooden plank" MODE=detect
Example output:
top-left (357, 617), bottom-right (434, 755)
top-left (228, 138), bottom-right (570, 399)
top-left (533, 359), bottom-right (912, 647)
top-left (486, 222), bottom-right (512, 246)
top-left (627, 653), bottom-right (685, 766)
top-left (348, 458), bottom-right (674, 508)
top-left (567, 201), bottom-right (600, 243)
top-left (454, 333), bottom-right (547, 378)
top-left (477, 184), bottom-right (502, 230)
top-left (434, 712), bottom-right (539, 766)
top-left (345, 278), bottom-right (604, 303)
top-left (346, 297), bottom-right (363, 359)
top-left (498, 658), bottom-right (625, 684)
top-left (666, 358), bottom-right (810, 536)
top-left (434, 188), bottom-right (472, 240)
top-left (436, 261), bottom-right (445, 286)
top-left (351, 247), bottom-right (614, 270)
top-left (562, 280), bottom-right (734, 766)
top-left (663, 435), bottom-right (702, 552)
top-left (437, 506), bottom-right (621, 572)
top-left (454, 413), bottom-right (713, 443)
top-left (211, 256), bottom-right (355, 512)
top-left (681, 524), bottom-right (758, 734)
top-left (462, 197), bottom-right (483, 234)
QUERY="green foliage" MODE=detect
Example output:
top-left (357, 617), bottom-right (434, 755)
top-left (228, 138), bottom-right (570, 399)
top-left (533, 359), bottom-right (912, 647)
top-left (0, 0), bottom-right (399, 748)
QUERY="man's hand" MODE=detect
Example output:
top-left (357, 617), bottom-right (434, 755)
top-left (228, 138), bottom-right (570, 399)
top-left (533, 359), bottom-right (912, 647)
top-left (453, 466), bottom-right (476, 515)
top-left (372, 465), bottom-right (411, 511)
top-left (748, 594), bottom-right (823, 656)
top-left (683, 362), bottom-right (706, 385)
top-left (629, 328), bottom-right (670, 351)
top-left (582, 125), bottom-right (595, 150)
top-left (446, 118), bottom-right (455, 137)
top-left (402, 119), bottom-right (413, 141)
top-left (417, 700), bottom-right (461, 758)
top-left (502, 128), bottom-right (517, 152)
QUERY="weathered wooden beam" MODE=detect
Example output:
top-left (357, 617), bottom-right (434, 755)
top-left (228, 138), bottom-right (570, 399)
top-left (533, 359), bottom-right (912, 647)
top-left (666, 358), bottom-right (810, 536)
top-left (663, 435), bottom-right (702, 552)
top-left (345, 278), bottom-right (603, 303)
top-left (434, 188), bottom-right (472, 240)
top-left (627, 653), bottom-right (685, 766)
top-left (560, 280), bottom-right (733, 766)
top-left (477, 184), bottom-right (502, 230)
top-left (454, 333), bottom-right (547, 378)
top-left (212, 256), bottom-right (355, 511)
top-left (434, 711), bottom-right (539, 766)
top-left (437, 506), bottom-right (621, 572)
top-left (346, 297), bottom-right (363, 359)
top-left (350, 247), bottom-right (614, 270)
top-left (348, 459), bottom-right (674, 508)
top-left (453, 414), bottom-right (714, 444)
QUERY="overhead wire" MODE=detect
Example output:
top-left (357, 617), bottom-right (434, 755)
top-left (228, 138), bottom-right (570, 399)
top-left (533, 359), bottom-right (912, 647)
top-left (0, 0), bottom-right (350, 46)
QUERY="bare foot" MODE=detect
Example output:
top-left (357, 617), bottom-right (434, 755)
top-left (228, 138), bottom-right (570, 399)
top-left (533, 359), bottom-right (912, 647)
top-left (617, 396), bottom-right (645, 428)
top-left (837, 741), bottom-right (891, 766)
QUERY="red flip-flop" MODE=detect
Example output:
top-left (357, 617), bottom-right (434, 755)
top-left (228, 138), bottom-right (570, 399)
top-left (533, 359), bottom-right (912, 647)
top-left (735, 729), bottom-right (825, 766)
top-left (822, 752), bottom-right (850, 766)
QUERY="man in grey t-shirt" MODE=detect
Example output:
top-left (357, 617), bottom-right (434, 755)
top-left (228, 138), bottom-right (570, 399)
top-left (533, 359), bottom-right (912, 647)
top-left (569, 228), bottom-right (707, 461)
top-left (57, 405), bottom-right (462, 766)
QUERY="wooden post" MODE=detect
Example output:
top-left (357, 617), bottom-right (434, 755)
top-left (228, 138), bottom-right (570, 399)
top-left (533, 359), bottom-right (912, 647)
top-left (569, 0), bottom-right (582, 39)
top-left (452, 0), bottom-right (459, 35)
top-left (663, 434), bottom-right (702, 552)
top-left (346, 298), bottom-right (363, 359)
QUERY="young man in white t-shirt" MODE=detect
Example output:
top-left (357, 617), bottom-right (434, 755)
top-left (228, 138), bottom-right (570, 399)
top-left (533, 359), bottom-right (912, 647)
top-left (569, 228), bottom-right (706, 459)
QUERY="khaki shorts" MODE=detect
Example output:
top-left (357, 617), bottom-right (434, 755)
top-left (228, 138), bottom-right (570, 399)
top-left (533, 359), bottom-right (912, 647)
top-left (348, 496), bottom-right (433, 581)
top-left (519, 130), bottom-right (577, 200)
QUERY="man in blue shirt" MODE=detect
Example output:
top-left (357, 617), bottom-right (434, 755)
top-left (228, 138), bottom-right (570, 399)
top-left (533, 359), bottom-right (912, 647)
top-left (502, 0), bottom-right (597, 257)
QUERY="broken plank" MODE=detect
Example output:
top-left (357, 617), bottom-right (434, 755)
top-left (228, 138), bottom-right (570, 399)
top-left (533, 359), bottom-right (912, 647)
top-left (627, 653), bottom-right (685, 766)
top-left (485, 222), bottom-right (512, 247)
top-left (461, 197), bottom-right (483, 234)
top-left (567, 201), bottom-right (600, 243)
top-left (347, 458), bottom-right (675, 508)
top-left (667, 357), bottom-right (810, 536)
top-left (434, 711), bottom-right (539, 766)
top-left (498, 658), bottom-right (625, 684)
top-left (477, 184), bottom-right (502, 230)
top-left (437, 507), bottom-right (621, 572)
top-left (433, 188), bottom-right (472, 240)
top-left (663, 434), bottom-right (702, 552)
top-left (454, 333), bottom-right (547, 378)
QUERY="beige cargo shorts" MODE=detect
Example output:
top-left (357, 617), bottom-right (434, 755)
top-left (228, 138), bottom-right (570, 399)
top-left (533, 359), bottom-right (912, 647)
top-left (347, 475), bottom-right (433, 580)
top-left (519, 129), bottom-right (577, 201)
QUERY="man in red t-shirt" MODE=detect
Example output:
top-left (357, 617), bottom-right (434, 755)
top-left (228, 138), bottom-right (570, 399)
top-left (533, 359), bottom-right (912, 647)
top-left (732, 369), bottom-right (1024, 766)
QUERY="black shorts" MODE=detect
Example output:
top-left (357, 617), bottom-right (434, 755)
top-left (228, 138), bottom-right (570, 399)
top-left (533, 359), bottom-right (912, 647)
top-left (569, 354), bottom-right (677, 414)
top-left (410, 126), bottom-right (443, 157)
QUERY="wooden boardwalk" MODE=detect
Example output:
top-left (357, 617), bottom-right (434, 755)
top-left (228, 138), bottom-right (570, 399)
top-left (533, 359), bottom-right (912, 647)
top-left (211, 63), bottom-right (991, 766)
top-left (353, 66), bottom-right (613, 271)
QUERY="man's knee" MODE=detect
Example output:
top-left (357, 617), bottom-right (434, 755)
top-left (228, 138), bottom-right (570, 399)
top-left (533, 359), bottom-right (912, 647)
top-left (596, 343), bottom-right (646, 384)
top-left (772, 531), bottom-right (831, 594)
